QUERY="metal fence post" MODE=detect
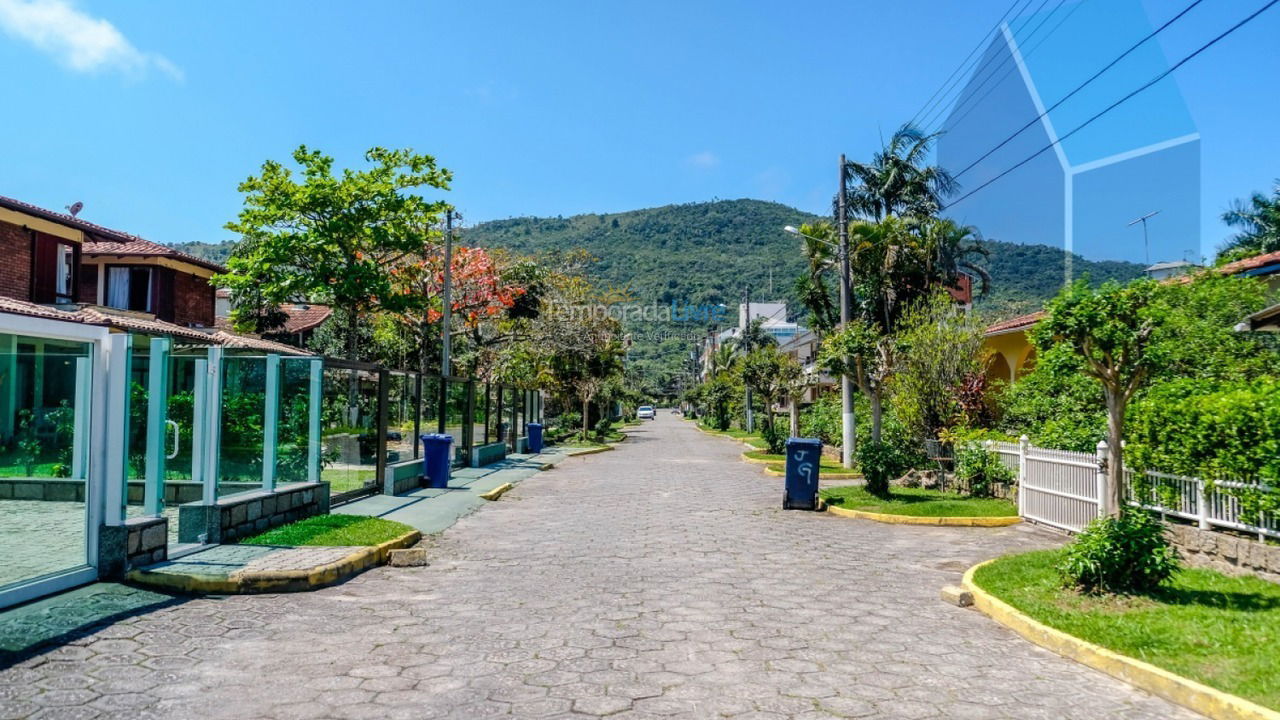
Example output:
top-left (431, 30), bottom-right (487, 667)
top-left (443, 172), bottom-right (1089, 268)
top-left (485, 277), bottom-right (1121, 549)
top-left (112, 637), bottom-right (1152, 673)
top-left (1196, 478), bottom-right (1210, 530)
top-left (1095, 440), bottom-right (1109, 518)
top-left (1017, 434), bottom-right (1029, 518)
top-left (144, 337), bottom-right (172, 516)
top-left (261, 354), bottom-right (280, 493)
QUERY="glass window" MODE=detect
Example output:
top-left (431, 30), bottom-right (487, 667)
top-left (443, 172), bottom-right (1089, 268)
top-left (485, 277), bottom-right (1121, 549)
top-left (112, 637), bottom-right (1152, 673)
top-left (55, 244), bottom-right (74, 300)
top-left (106, 266), bottom-right (153, 313)
top-left (0, 332), bottom-right (92, 591)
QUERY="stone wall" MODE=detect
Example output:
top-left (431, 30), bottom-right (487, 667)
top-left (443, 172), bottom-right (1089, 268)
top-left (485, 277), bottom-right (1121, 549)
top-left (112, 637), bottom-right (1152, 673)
top-left (178, 482), bottom-right (329, 544)
top-left (1165, 523), bottom-right (1280, 584)
top-left (97, 516), bottom-right (168, 577)
top-left (0, 478), bottom-right (257, 504)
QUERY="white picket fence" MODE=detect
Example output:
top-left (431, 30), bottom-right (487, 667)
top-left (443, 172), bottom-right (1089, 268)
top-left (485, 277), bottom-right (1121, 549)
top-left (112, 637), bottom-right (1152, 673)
top-left (985, 437), bottom-right (1280, 540)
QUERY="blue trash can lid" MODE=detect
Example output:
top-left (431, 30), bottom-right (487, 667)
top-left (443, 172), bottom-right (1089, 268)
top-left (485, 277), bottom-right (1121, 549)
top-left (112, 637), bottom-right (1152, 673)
top-left (528, 422), bottom-right (542, 428)
top-left (420, 433), bottom-right (454, 442)
top-left (786, 437), bottom-right (822, 448)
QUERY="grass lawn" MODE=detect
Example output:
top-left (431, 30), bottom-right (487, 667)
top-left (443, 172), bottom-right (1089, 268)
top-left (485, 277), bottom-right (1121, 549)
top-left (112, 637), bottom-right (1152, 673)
top-left (820, 484), bottom-right (1016, 517)
top-left (238, 514), bottom-right (415, 547)
top-left (974, 549), bottom-right (1280, 710)
top-left (744, 450), bottom-right (848, 470)
top-left (700, 426), bottom-right (768, 449)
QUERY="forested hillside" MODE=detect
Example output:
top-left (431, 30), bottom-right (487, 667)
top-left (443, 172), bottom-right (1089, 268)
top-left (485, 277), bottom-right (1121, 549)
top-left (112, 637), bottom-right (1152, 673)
top-left (173, 199), bottom-right (1144, 392)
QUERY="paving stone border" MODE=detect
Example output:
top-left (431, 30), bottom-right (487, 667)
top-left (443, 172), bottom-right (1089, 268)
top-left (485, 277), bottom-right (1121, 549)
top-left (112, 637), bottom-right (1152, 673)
top-left (963, 559), bottom-right (1280, 720)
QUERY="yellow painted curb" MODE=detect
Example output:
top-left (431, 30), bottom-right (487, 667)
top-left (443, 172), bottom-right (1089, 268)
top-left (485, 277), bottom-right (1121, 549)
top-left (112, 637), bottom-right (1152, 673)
top-left (478, 482), bottom-right (514, 501)
top-left (825, 505), bottom-right (1021, 526)
top-left (566, 445), bottom-right (613, 457)
top-left (127, 530), bottom-right (422, 594)
top-left (963, 560), bottom-right (1280, 720)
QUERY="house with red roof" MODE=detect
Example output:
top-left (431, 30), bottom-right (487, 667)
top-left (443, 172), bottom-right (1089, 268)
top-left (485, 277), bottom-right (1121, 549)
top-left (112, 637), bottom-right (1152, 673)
top-left (982, 251), bottom-right (1280, 385)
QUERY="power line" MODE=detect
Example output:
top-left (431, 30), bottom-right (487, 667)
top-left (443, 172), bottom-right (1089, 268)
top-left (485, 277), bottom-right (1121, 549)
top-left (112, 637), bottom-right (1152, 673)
top-left (942, 0), bottom-right (1280, 212)
top-left (936, 0), bottom-right (1087, 137)
top-left (919, 0), bottom-right (1073, 133)
top-left (907, 0), bottom-right (1035, 129)
top-left (950, 0), bottom-right (1206, 182)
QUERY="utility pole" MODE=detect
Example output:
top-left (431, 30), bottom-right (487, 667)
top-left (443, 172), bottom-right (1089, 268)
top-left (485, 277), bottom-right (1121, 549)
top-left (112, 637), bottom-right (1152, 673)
top-left (837, 154), bottom-right (855, 469)
top-left (441, 210), bottom-right (454, 376)
top-left (742, 286), bottom-right (753, 433)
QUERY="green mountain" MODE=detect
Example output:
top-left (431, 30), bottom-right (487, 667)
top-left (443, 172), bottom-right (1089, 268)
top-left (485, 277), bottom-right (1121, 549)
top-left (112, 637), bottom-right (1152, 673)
top-left (171, 199), bottom-right (1145, 393)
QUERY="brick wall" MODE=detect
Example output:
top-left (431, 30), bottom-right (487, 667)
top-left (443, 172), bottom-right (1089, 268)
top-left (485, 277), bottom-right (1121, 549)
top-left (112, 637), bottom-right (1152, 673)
top-left (78, 264), bottom-right (98, 304)
top-left (174, 271), bottom-right (215, 327)
top-left (0, 220), bottom-right (32, 302)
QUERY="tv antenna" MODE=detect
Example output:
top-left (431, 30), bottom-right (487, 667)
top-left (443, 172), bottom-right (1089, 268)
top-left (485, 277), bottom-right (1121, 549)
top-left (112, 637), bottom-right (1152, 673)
top-left (66, 201), bottom-right (83, 217)
top-left (1126, 210), bottom-right (1160, 264)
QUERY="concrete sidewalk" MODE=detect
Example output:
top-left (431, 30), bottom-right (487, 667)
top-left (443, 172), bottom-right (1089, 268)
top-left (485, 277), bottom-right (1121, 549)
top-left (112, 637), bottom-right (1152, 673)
top-left (337, 449), bottom-right (571, 534)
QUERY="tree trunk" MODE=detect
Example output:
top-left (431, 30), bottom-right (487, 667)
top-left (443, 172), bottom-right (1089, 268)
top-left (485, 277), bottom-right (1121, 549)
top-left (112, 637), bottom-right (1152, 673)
top-left (870, 387), bottom-right (883, 444)
top-left (1104, 389), bottom-right (1126, 516)
top-left (582, 396), bottom-right (590, 438)
top-left (788, 399), bottom-right (800, 437)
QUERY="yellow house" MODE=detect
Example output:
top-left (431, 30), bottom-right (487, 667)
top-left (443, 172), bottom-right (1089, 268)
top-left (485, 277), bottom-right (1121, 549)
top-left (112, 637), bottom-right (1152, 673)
top-left (983, 311), bottom-right (1042, 385)
top-left (982, 249), bottom-right (1280, 385)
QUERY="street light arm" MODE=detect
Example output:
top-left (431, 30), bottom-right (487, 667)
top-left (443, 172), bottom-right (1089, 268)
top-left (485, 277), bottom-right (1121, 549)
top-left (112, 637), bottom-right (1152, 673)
top-left (784, 225), bottom-right (843, 253)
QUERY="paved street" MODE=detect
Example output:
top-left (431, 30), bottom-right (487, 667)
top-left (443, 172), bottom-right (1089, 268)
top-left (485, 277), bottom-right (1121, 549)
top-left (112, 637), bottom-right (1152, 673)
top-left (0, 414), bottom-right (1194, 719)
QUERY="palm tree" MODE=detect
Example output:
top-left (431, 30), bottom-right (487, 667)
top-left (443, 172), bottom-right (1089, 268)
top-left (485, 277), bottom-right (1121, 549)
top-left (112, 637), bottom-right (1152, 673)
top-left (1220, 180), bottom-right (1280, 260)
top-left (841, 124), bottom-right (958, 221)
top-left (733, 317), bottom-right (777, 354)
top-left (792, 221), bottom-right (839, 334)
top-left (917, 217), bottom-right (991, 297)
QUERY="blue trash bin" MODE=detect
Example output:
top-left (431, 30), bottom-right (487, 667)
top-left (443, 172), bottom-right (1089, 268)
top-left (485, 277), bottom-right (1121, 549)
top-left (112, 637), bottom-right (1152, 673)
top-left (783, 437), bottom-right (822, 510)
top-left (527, 423), bottom-right (544, 453)
top-left (420, 433), bottom-right (454, 489)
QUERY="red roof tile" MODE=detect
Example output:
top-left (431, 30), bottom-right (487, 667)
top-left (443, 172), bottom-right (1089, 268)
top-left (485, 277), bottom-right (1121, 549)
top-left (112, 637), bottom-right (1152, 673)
top-left (985, 311), bottom-right (1045, 336)
top-left (82, 236), bottom-right (226, 274)
top-left (274, 303), bottom-right (332, 334)
top-left (1217, 249), bottom-right (1280, 276)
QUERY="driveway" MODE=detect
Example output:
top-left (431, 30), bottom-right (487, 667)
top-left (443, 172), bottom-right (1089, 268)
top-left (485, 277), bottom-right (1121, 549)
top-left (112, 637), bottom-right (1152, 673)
top-left (0, 413), bottom-right (1195, 719)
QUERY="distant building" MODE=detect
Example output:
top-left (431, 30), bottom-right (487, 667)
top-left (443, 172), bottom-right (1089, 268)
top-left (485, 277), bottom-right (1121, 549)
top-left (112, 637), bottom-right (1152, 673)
top-left (1144, 260), bottom-right (1199, 281)
top-left (938, 0), bottom-right (1200, 269)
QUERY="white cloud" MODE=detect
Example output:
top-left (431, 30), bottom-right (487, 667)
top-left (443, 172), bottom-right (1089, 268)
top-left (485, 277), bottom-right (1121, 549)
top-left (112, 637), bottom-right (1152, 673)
top-left (686, 151), bottom-right (719, 170)
top-left (0, 0), bottom-right (181, 80)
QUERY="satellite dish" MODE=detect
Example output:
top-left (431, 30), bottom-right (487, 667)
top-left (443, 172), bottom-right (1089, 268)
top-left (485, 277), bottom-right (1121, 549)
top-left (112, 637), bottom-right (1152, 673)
top-left (66, 201), bottom-right (83, 217)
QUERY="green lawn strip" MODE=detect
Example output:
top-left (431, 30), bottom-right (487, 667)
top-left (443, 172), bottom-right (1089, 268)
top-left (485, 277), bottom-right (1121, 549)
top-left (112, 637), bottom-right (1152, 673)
top-left (974, 549), bottom-right (1280, 710)
top-left (700, 426), bottom-right (768, 449)
top-left (820, 484), bottom-right (1016, 517)
top-left (747, 451), bottom-right (851, 472)
top-left (238, 514), bottom-right (415, 547)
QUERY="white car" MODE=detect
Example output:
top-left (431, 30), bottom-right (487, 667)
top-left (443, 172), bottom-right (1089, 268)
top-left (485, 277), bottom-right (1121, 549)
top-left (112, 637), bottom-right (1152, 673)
top-left (637, 406), bottom-right (655, 420)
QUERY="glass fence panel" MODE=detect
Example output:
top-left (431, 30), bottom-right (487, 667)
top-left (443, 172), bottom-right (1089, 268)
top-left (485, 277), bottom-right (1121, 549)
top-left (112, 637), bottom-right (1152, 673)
top-left (0, 332), bottom-right (92, 591)
top-left (321, 366), bottom-right (379, 497)
top-left (420, 376), bottom-right (438, 439)
top-left (515, 390), bottom-right (527, 442)
top-left (501, 385), bottom-right (517, 453)
top-left (485, 384), bottom-right (500, 446)
top-left (219, 355), bottom-right (267, 497)
top-left (275, 358), bottom-right (314, 487)
top-left (124, 340), bottom-right (151, 516)
top-left (387, 372), bottom-right (418, 462)
top-left (442, 379), bottom-right (469, 465)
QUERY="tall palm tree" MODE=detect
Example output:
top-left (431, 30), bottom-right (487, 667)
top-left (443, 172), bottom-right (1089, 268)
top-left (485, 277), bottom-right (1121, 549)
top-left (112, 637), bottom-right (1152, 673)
top-left (793, 221), bottom-right (839, 334)
top-left (1220, 180), bottom-right (1280, 260)
top-left (841, 124), bottom-right (958, 221)
top-left (917, 217), bottom-right (991, 297)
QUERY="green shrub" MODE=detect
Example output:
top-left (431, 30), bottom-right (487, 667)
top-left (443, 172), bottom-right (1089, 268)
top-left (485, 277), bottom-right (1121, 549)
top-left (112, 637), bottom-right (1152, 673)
top-left (760, 420), bottom-right (787, 455)
top-left (954, 445), bottom-right (1015, 497)
top-left (593, 416), bottom-right (613, 439)
top-left (1058, 510), bottom-right (1179, 595)
top-left (857, 441), bottom-right (910, 496)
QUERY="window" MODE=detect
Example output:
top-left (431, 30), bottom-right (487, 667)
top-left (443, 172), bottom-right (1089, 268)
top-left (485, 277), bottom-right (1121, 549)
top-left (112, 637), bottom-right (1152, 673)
top-left (30, 233), bottom-right (78, 304)
top-left (106, 266), bottom-right (153, 312)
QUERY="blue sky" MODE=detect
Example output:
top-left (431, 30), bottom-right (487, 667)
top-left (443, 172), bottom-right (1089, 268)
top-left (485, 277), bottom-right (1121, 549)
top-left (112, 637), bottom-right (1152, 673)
top-left (0, 0), bottom-right (1276, 260)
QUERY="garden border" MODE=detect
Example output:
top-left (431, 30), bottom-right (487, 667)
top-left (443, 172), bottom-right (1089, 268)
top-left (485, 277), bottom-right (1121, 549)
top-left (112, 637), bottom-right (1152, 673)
top-left (962, 559), bottom-right (1280, 720)
top-left (826, 505), bottom-right (1021, 526)
top-left (127, 530), bottom-right (422, 594)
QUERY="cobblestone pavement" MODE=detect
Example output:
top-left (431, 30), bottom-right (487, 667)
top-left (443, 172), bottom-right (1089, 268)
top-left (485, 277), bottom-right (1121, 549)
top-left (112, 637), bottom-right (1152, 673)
top-left (0, 499), bottom-right (87, 588)
top-left (0, 414), bottom-right (1197, 719)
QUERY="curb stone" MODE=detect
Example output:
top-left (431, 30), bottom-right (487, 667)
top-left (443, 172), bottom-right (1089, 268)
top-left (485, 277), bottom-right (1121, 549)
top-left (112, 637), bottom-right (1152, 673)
top-left (963, 559), bottom-right (1280, 720)
top-left (126, 530), bottom-right (422, 594)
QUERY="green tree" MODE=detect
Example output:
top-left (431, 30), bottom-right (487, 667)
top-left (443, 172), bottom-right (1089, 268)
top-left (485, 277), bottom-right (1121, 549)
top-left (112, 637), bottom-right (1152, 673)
top-left (792, 221), bottom-right (839, 334)
top-left (1218, 179), bottom-right (1280, 261)
top-left (890, 291), bottom-right (987, 440)
top-left (219, 145), bottom-right (452, 363)
top-left (1032, 279), bottom-right (1162, 514)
